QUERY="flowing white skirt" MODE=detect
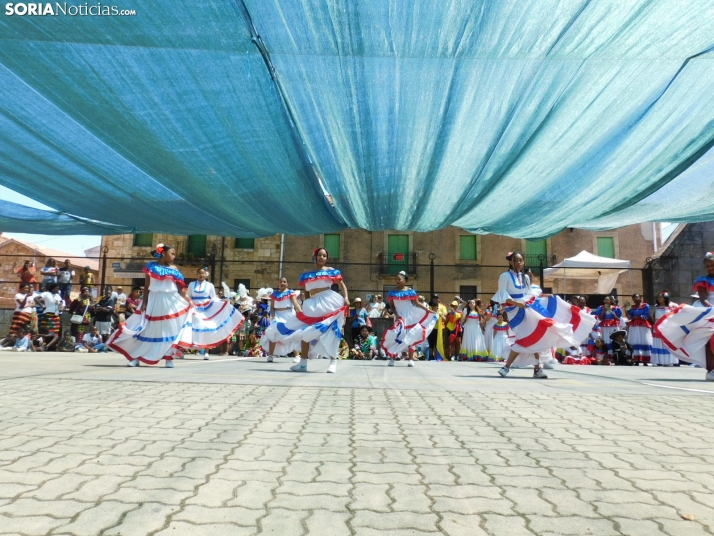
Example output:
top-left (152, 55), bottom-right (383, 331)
top-left (651, 331), bottom-right (678, 365)
top-left (484, 317), bottom-right (497, 351)
top-left (278, 291), bottom-right (346, 359)
top-left (459, 320), bottom-right (489, 361)
top-left (381, 305), bottom-right (438, 358)
top-left (627, 326), bottom-right (652, 362)
top-left (505, 296), bottom-right (592, 354)
top-left (654, 305), bottom-right (714, 369)
top-left (108, 291), bottom-right (243, 364)
top-left (261, 309), bottom-right (298, 356)
top-left (599, 325), bottom-right (619, 354)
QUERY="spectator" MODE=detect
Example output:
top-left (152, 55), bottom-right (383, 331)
top-left (39, 284), bottom-right (63, 337)
top-left (17, 260), bottom-right (37, 290)
top-left (350, 298), bottom-right (370, 341)
top-left (33, 329), bottom-right (59, 352)
top-left (445, 300), bottom-right (462, 359)
top-left (57, 259), bottom-right (75, 302)
top-left (12, 328), bottom-right (33, 352)
top-left (433, 293), bottom-right (448, 337)
top-left (57, 332), bottom-right (76, 353)
top-left (40, 258), bottom-right (59, 287)
top-left (124, 287), bottom-right (142, 320)
top-left (79, 267), bottom-right (95, 297)
top-left (351, 326), bottom-right (377, 360)
top-left (81, 326), bottom-right (108, 353)
top-left (368, 294), bottom-right (386, 318)
top-left (114, 286), bottom-right (127, 322)
top-left (10, 283), bottom-right (35, 336)
top-left (426, 301), bottom-right (439, 360)
top-left (68, 287), bottom-right (93, 341)
top-left (610, 330), bottom-right (633, 366)
top-left (93, 287), bottom-right (116, 342)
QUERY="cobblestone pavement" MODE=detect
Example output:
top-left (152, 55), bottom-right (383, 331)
top-left (1, 355), bottom-right (713, 535)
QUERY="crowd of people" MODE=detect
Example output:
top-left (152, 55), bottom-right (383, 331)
top-left (2, 246), bottom-right (713, 381)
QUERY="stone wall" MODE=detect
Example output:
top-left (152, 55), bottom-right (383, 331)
top-left (646, 222), bottom-right (714, 305)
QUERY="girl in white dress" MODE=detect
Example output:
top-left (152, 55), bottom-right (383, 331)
top-left (494, 252), bottom-right (595, 379)
top-left (483, 304), bottom-right (498, 353)
top-left (262, 276), bottom-right (302, 362)
top-left (458, 300), bottom-right (489, 361)
top-left (381, 271), bottom-right (438, 366)
top-left (650, 291), bottom-right (678, 366)
top-left (489, 312), bottom-right (512, 362)
top-left (279, 248), bottom-right (349, 373)
top-left (655, 252), bottom-right (714, 381)
top-left (109, 244), bottom-right (243, 367)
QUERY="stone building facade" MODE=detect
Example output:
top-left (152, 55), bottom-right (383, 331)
top-left (645, 222), bottom-right (714, 305)
top-left (98, 224), bottom-right (656, 305)
top-left (0, 236), bottom-right (99, 309)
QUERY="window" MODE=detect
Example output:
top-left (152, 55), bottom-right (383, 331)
top-left (386, 234), bottom-right (409, 274)
top-left (132, 233), bottom-right (153, 247)
top-left (323, 234), bottom-right (341, 260)
top-left (234, 279), bottom-right (250, 293)
top-left (525, 239), bottom-right (547, 274)
top-left (459, 235), bottom-right (477, 260)
top-left (597, 237), bottom-right (615, 258)
top-left (235, 238), bottom-right (255, 249)
top-left (459, 285), bottom-right (478, 301)
top-left (187, 235), bottom-right (207, 257)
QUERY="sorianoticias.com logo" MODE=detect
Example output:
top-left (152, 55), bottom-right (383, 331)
top-left (5, 3), bottom-right (136, 16)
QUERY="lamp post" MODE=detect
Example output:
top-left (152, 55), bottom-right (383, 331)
top-left (99, 246), bottom-right (109, 296)
top-left (429, 253), bottom-right (436, 300)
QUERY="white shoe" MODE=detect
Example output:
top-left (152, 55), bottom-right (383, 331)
top-left (498, 366), bottom-right (510, 377)
top-left (705, 370), bottom-right (714, 382)
top-left (165, 360), bottom-right (174, 368)
top-left (408, 360), bottom-right (414, 367)
top-left (388, 359), bottom-right (395, 367)
top-left (127, 358), bottom-right (139, 367)
top-left (204, 356), bottom-right (209, 361)
top-left (533, 368), bottom-right (548, 379)
top-left (327, 359), bottom-right (337, 373)
top-left (293, 355), bottom-right (301, 363)
top-left (290, 359), bottom-right (308, 372)
top-left (543, 362), bottom-right (554, 369)
top-left (267, 356), bottom-right (273, 363)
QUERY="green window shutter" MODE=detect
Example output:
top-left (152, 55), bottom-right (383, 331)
top-left (187, 235), bottom-right (207, 257)
top-left (459, 235), bottom-right (477, 260)
top-left (597, 237), bottom-right (615, 258)
top-left (323, 234), bottom-right (341, 259)
top-left (132, 233), bottom-right (153, 247)
top-left (525, 239), bottom-right (547, 274)
top-left (235, 238), bottom-right (255, 249)
top-left (387, 234), bottom-right (409, 274)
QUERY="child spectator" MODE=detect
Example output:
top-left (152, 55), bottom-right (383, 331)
top-left (81, 326), bottom-right (108, 353)
top-left (58, 332), bottom-right (76, 353)
top-left (12, 328), bottom-right (33, 352)
top-left (593, 338), bottom-right (609, 365)
top-left (610, 330), bottom-right (633, 366)
top-left (351, 326), bottom-right (377, 360)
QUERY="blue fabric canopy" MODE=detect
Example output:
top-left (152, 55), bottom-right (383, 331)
top-left (1, 1), bottom-right (714, 238)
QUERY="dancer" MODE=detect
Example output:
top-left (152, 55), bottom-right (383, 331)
top-left (483, 302), bottom-right (498, 353)
top-left (380, 271), bottom-right (437, 366)
top-left (489, 312), bottom-right (512, 362)
top-left (261, 276), bottom-right (302, 362)
top-left (577, 296), bottom-right (593, 356)
top-left (458, 299), bottom-right (489, 361)
top-left (593, 296), bottom-right (623, 357)
top-left (254, 288), bottom-right (273, 338)
top-left (278, 248), bottom-right (348, 373)
top-left (187, 267), bottom-right (244, 359)
top-left (108, 244), bottom-right (242, 367)
top-left (655, 251), bottom-right (714, 380)
top-left (626, 293), bottom-right (652, 366)
top-left (495, 252), bottom-right (595, 378)
top-left (650, 291), bottom-right (678, 366)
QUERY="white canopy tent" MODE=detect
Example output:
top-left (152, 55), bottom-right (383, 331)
top-left (543, 251), bottom-right (632, 296)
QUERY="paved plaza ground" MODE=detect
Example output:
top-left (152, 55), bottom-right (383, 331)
top-left (0, 354), bottom-right (713, 536)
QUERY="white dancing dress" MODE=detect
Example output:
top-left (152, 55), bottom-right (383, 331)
top-left (650, 304), bottom-right (679, 366)
top-left (489, 322), bottom-right (512, 361)
top-left (458, 310), bottom-right (489, 361)
top-left (492, 271), bottom-right (595, 354)
top-left (261, 289), bottom-right (299, 356)
top-left (108, 263), bottom-right (243, 364)
top-left (593, 305), bottom-right (623, 354)
top-left (483, 313), bottom-right (497, 352)
top-left (655, 275), bottom-right (714, 369)
top-left (277, 269), bottom-right (346, 359)
top-left (187, 279), bottom-right (244, 348)
top-left (381, 288), bottom-right (438, 358)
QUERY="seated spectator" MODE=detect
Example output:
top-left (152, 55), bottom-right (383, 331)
top-left (33, 329), bottom-right (59, 352)
top-left (9, 328), bottom-right (33, 352)
top-left (81, 326), bottom-right (108, 353)
top-left (351, 326), bottom-right (377, 360)
top-left (593, 338), bottom-right (609, 365)
top-left (57, 332), bottom-right (76, 353)
top-left (610, 330), bottom-right (633, 366)
top-left (243, 329), bottom-right (264, 357)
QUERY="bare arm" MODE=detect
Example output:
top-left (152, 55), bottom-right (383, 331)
top-left (290, 294), bottom-right (303, 314)
top-left (338, 279), bottom-right (349, 306)
top-left (699, 288), bottom-right (711, 307)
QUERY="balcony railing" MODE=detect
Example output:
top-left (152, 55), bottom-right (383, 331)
top-left (378, 252), bottom-right (418, 276)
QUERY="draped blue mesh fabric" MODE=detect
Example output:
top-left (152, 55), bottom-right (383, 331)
top-left (1, 1), bottom-right (713, 237)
